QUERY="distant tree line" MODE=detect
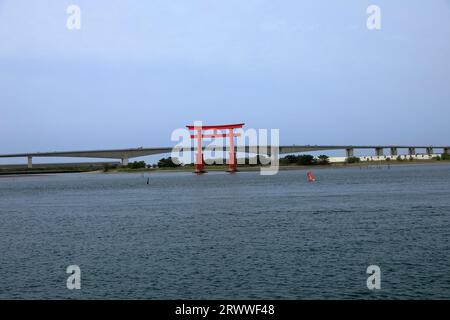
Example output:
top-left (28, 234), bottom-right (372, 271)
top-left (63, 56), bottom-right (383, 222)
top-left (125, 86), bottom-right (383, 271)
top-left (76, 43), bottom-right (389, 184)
top-left (127, 161), bottom-right (146, 169)
top-left (118, 151), bottom-right (450, 171)
top-left (155, 155), bottom-right (331, 168)
top-left (153, 151), bottom-right (450, 168)
top-left (279, 154), bottom-right (330, 166)
top-left (125, 158), bottom-right (184, 169)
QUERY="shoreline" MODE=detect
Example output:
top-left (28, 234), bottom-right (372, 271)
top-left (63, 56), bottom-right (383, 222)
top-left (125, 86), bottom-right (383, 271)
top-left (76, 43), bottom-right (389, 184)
top-left (1, 160), bottom-right (449, 176)
top-left (106, 159), bottom-right (450, 174)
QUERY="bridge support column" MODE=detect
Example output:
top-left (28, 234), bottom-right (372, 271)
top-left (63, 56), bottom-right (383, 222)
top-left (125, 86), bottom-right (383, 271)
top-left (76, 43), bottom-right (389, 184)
top-left (426, 147), bottom-right (434, 155)
top-left (121, 156), bottom-right (129, 166)
top-left (345, 148), bottom-right (354, 158)
top-left (390, 148), bottom-right (398, 156)
top-left (27, 156), bottom-right (32, 169)
top-left (444, 148), bottom-right (450, 155)
top-left (375, 148), bottom-right (384, 157)
top-left (408, 148), bottom-right (416, 156)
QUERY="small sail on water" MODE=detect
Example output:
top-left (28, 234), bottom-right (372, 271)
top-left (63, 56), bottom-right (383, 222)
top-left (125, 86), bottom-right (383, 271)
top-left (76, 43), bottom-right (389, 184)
top-left (307, 171), bottom-right (316, 182)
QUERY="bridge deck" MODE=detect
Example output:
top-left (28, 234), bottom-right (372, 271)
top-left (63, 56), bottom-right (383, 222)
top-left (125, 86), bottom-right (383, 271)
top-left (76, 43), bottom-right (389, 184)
top-left (0, 145), bottom-right (448, 159)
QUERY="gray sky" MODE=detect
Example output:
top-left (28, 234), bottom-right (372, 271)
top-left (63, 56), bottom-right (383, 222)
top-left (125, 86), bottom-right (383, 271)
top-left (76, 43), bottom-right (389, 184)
top-left (1, 0), bottom-right (450, 163)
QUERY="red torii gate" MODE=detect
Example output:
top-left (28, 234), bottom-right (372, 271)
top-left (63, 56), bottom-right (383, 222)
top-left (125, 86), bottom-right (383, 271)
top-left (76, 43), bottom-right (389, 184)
top-left (186, 123), bottom-right (245, 173)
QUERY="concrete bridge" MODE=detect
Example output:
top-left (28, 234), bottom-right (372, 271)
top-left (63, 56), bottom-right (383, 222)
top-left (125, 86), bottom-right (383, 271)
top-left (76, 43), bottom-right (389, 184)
top-left (0, 145), bottom-right (449, 168)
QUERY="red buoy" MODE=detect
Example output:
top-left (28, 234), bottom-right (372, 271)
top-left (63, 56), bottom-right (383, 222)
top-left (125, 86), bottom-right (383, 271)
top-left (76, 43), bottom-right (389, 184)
top-left (307, 171), bottom-right (315, 182)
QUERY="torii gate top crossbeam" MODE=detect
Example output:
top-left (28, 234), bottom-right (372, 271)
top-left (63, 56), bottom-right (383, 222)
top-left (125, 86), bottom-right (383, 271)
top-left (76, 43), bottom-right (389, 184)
top-left (186, 123), bottom-right (245, 130)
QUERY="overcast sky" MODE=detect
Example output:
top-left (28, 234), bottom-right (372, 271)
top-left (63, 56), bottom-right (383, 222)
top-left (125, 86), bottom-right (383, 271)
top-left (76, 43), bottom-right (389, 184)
top-left (1, 0), bottom-right (450, 163)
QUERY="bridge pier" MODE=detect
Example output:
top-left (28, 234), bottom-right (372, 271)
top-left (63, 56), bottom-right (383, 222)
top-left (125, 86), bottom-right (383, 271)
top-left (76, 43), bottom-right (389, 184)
top-left (390, 148), bottom-right (398, 156)
top-left (121, 156), bottom-right (129, 166)
top-left (375, 148), bottom-right (384, 157)
top-left (426, 147), bottom-right (434, 155)
top-left (408, 147), bottom-right (416, 156)
top-left (445, 148), bottom-right (450, 155)
top-left (27, 156), bottom-right (32, 169)
top-left (345, 148), bottom-right (354, 158)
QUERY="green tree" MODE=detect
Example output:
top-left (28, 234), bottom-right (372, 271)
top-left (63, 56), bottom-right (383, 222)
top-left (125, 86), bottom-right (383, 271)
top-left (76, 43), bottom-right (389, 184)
top-left (441, 153), bottom-right (450, 161)
top-left (285, 155), bottom-right (299, 164)
top-left (296, 155), bottom-right (317, 165)
top-left (346, 156), bottom-right (360, 164)
top-left (317, 155), bottom-right (330, 165)
top-left (157, 157), bottom-right (181, 168)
